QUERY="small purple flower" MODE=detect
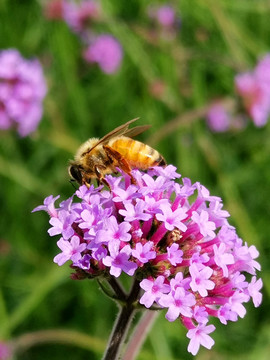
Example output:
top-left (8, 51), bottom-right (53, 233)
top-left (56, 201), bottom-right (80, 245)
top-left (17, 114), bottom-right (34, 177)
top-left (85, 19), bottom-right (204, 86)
top-left (167, 243), bottom-right (183, 266)
top-left (139, 276), bottom-right (170, 308)
top-left (101, 216), bottom-right (132, 243)
top-left (228, 291), bottom-right (249, 318)
top-left (132, 241), bottom-right (156, 264)
top-left (169, 272), bottom-right (191, 292)
top-left (32, 195), bottom-right (60, 217)
top-left (0, 49), bottom-right (47, 136)
top-left (247, 277), bottom-right (263, 307)
top-left (187, 324), bottom-right (216, 356)
top-left (217, 303), bottom-right (236, 324)
top-left (74, 253), bottom-right (92, 270)
top-left (54, 236), bottom-right (87, 266)
top-left (83, 34), bottom-right (123, 74)
top-left (159, 287), bottom-right (196, 321)
top-left (191, 210), bottom-right (216, 239)
top-left (193, 306), bottom-right (209, 325)
top-left (48, 210), bottom-right (76, 239)
top-left (119, 199), bottom-right (152, 222)
top-left (213, 243), bottom-right (234, 277)
top-left (155, 203), bottom-right (187, 231)
top-left (103, 242), bottom-right (137, 278)
top-left (189, 263), bottom-right (215, 297)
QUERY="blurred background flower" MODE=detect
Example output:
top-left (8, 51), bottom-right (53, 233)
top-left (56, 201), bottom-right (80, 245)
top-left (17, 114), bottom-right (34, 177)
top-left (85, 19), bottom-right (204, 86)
top-left (0, 49), bottom-right (47, 137)
top-left (63, 0), bottom-right (101, 34)
top-left (83, 34), bottom-right (123, 74)
top-left (206, 103), bottom-right (231, 132)
top-left (235, 54), bottom-right (270, 127)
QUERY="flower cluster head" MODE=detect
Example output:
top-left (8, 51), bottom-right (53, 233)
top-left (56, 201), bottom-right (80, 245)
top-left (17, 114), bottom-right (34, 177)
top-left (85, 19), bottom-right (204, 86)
top-left (33, 166), bottom-right (262, 356)
top-left (83, 34), bottom-right (123, 74)
top-left (0, 49), bottom-right (47, 137)
top-left (235, 53), bottom-right (270, 127)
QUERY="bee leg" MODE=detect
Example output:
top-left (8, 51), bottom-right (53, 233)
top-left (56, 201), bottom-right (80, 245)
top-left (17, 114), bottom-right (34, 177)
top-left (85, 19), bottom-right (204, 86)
top-left (94, 165), bottom-right (110, 188)
top-left (103, 145), bottom-right (136, 183)
top-left (82, 179), bottom-right (91, 188)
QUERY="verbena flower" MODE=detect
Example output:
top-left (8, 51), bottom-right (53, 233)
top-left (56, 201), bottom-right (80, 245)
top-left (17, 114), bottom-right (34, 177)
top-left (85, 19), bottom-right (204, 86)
top-left (63, 0), bottom-right (101, 33)
top-left (147, 4), bottom-right (181, 38)
top-left (33, 166), bottom-right (262, 356)
top-left (206, 103), bottom-right (231, 132)
top-left (83, 34), bottom-right (123, 74)
top-left (0, 49), bottom-right (47, 137)
top-left (44, 0), bottom-right (65, 20)
top-left (235, 53), bottom-right (270, 127)
top-left (155, 5), bottom-right (177, 28)
top-left (148, 5), bottom-right (178, 28)
top-left (0, 341), bottom-right (12, 360)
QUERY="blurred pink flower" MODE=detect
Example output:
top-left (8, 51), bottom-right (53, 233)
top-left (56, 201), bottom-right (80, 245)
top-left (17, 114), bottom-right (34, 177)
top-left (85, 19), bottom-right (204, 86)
top-left (206, 103), bottom-right (231, 132)
top-left (156, 5), bottom-right (176, 27)
top-left (44, 0), bottom-right (64, 20)
top-left (83, 35), bottom-right (123, 74)
top-left (235, 54), bottom-right (270, 127)
top-left (0, 341), bottom-right (12, 360)
top-left (255, 54), bottom-right (270, 92)
top-left (63, 0), bottom-right (101, 33)
top-left (0, 49), bottom-right (47, 137)
top-left (148, 4), bottom-right (180, 30)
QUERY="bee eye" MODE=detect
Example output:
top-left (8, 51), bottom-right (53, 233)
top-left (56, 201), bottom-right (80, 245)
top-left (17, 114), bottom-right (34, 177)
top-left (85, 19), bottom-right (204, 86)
top-left (69, 165), bottom-right (82, 184)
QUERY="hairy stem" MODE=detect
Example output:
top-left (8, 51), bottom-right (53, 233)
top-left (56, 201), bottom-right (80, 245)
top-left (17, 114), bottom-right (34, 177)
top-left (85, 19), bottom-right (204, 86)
top-left (107, 276), bottom-right (127, 301)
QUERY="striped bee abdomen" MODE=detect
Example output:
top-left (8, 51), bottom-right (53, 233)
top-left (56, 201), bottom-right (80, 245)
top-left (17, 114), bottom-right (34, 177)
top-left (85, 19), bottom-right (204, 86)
top-left (110, 137), bottom-right (165, 170)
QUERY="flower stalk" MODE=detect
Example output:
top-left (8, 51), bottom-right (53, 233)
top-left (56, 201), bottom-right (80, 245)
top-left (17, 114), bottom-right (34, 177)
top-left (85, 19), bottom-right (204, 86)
top-left (102, 279), bottom-right (140, 360)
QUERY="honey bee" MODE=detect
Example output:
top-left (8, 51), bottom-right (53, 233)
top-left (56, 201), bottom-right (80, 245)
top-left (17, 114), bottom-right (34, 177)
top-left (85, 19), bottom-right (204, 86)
top-left (68, 118), bottom-right (166, 186)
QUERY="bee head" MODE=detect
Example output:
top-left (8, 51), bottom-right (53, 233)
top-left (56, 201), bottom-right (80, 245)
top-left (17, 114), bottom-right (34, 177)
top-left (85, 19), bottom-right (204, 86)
top-left (68, 163), bottom-right (83, 185)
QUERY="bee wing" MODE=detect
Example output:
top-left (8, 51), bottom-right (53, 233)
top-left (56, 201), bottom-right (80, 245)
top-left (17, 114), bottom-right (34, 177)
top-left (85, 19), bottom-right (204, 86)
top-left (86, 118), bottom-right (144, 154)
top-left (124, 125), bottom-right (151, 138)
top-left (98, 118), bottom-right (139, 143)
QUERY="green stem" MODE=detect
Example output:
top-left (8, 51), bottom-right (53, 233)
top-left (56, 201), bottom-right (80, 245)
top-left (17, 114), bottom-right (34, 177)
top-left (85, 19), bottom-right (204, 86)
top-left (122, 310), bottom-right (159, 360)
top-left (102, 280), bottom-right (141, 360)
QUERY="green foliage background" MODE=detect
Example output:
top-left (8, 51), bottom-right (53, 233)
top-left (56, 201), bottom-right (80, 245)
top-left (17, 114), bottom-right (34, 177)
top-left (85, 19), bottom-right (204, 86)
top-left (0, 0), bottom-right (269, 359)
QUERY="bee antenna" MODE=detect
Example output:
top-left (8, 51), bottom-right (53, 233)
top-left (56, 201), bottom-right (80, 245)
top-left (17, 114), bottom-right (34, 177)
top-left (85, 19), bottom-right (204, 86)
top-left (69, 179), bottom-right (78, 190)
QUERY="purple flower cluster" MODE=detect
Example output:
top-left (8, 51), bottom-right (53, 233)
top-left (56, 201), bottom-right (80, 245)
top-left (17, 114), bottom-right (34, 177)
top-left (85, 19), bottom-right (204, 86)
top-left (83, 35), bottom-right (123, 74)
top-left (0, 49), bottom-right (47, 137)
top-left (33, 166), bottom-right (262, 356)
top-left (235, 54), bottom-right (270, 127)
